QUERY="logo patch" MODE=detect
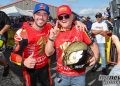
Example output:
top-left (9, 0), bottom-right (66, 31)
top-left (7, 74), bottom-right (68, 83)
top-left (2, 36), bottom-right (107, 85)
top-left (59, 7), bottom-right (67, 12)
top-left (40, 5), bottom-right (44, 9)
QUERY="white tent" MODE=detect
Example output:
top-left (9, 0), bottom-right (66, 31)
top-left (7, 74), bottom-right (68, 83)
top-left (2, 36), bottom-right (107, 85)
top-left (1, 6), bottom-right (33, 16)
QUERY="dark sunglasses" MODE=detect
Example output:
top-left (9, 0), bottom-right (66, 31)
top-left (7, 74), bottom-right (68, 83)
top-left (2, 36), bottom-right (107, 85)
top-left (95, 15), bottom-right (102, 18)
top-left (58, 14), bottom-right (70, 20)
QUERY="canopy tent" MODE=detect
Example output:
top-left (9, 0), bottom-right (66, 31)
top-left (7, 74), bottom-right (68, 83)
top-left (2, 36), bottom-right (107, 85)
top-left (0, 6), bottom-right (33, 17)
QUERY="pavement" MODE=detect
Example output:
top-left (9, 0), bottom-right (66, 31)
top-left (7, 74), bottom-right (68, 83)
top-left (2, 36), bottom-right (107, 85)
top-left (0, 65), bottom-right (23, 86)
top-left (0, 48), bottom-right (114, 86)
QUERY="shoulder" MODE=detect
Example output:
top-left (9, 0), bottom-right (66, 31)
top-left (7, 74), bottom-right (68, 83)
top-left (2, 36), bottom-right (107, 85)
top-left (101, 21), bottom-right (107, 25)
top-left (0, 11), bottom-right (5, 14)
top-left (0, 11), bottom-right (8, 17)
top-left (92, 22), bottom-right (98, 26)
top-left (44, 22), bottom-right (52, 31)
top-left (45, 22), bottom-right (52, 28)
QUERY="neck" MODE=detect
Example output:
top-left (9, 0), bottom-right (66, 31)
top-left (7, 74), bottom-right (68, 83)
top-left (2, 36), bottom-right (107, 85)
top-left (62, 25), bottom-right (72, 31)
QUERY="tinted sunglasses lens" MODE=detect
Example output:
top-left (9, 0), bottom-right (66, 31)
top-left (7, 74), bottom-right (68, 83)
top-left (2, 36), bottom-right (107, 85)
top-left (58, 14), bottom-right (70, 20)
top-left (58, 16), bottom-right (63, 20)
top-left (95, 15), bottom-right (102, 18)
top-left (64, 15), bottom-right (70, 19)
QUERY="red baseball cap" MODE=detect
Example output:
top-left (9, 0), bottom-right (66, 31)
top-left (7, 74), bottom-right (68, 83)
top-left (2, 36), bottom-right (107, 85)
top-left (57, 5), bottom-right (72, 16)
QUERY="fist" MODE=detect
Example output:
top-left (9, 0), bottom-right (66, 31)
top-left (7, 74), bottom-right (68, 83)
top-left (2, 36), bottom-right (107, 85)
top-left (23, 52), bottom-right (36, 68)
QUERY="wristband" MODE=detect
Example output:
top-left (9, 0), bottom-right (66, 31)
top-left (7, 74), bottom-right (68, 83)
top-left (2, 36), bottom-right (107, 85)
top-left (48, 37), bottom-right (54, 42)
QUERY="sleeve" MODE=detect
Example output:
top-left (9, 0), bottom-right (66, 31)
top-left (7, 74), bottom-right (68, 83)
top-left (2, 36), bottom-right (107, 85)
top-left (91, 23), bottom-right (95, 30)
top-left (1, 11), bottom-right (11, 25)
top-left (103, 23), bottom-right (108, 31)
top-left (10, 29), bottom-right (28, 66)
top-left (14, 29), bottom-right (23, 43)
top-left (14, 28), bottom-right (28, 55)
top-left (82, 31), bottom-right (93, 45)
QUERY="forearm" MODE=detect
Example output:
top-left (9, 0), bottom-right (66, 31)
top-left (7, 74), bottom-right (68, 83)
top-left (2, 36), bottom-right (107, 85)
top-left (45, 39), bottom-right (55, 56)
top-left (91, 30), bottom-right (103, 35)
top-left (114, 41), bottom-right (120, 64)
top-left (90, 42), bottom-right (99, 60)
top-left (0, 25), bottom-right (10, 34)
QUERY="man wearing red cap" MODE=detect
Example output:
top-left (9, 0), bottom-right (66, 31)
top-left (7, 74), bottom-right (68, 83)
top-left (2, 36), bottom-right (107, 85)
top-left (45, 5), bottom-right (99, 86)
top-left (11, 3), bottom-right (87, 86)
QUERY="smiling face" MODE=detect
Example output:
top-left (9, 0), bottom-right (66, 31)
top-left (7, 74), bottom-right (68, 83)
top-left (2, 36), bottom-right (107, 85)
top-left (33, 10), bottom-right (49, 29)
top-left (57, 14), bottom-right (74, 29)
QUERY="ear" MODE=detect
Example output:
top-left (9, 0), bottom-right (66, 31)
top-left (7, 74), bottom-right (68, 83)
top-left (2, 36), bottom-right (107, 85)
top-left (32, 15), bottom-right (35, 20)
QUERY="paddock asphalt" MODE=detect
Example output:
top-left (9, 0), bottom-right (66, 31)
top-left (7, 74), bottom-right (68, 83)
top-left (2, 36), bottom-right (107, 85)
top-left (0, 48), bottom-right (113, 86)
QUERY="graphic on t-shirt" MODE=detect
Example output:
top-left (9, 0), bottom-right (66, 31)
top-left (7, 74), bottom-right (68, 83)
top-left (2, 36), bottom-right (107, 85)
top-left (37, 36), bottom-right (46, 54)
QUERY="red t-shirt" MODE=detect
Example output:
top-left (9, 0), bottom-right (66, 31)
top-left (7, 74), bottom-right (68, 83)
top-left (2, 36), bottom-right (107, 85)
top-left (54, 26), bottom-right (92, 76)
top-left (15, 22), bottom-right (52, 69)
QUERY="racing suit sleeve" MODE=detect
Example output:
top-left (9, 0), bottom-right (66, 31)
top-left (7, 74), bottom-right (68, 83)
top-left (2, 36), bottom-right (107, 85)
top-left (10, 29), bottom-right (28, 66)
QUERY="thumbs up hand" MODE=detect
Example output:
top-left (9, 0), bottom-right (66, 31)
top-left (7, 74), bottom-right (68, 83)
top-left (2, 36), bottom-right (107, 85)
top-left (23, 52), bottom-right (36, 68)
top-left (49, 21), bottom-right (60, 41)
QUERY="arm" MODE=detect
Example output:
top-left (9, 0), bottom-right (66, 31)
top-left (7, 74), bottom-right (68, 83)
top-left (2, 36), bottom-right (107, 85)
top-left (91, 29), bottom-right (104, 35)
top-left (0, 11), bottom-right (11, 35)
top-left (0, 25), bottom-right (11, 35)
top-left (11, 29), bottom-right (36, 68)
top-left (82, 31), bottom-right (99, 66)
top-left (89, 42), bottom-right (99, 66)
top-left (111, 35), bottom-right (120, 64)
top-left (45, 37), bottom-right (55, 56)
top-left (45, 21), bottom-right (60, 56)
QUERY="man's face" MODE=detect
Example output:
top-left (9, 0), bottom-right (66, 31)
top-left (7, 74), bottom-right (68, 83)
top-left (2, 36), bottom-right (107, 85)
top-left (96, 17), bottom-right (102, 22)
top-left (33, 10), bottom-right (48, 28)
top-left (58, 14), bottom-right (73, 29)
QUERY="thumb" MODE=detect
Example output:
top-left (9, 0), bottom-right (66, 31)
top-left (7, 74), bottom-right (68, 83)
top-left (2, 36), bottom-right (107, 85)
top-left (28, 52), bottom-right (34, 58)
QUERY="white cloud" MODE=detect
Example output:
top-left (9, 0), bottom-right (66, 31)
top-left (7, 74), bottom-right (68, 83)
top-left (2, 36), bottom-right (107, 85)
top-left (79, 8), bottom-right (106, 20)
top-left (79, 8), bottom-right (104, 16)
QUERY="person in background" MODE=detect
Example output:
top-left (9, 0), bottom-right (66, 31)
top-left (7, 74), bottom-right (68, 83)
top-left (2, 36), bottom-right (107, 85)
top-left (81, 16), bottom-right (92, 31)
top-left (109, 35), bottom-right (120, 75)
top-left (10, 3), bottom-right (88, 86)
top-left (45, 5), bottom-right (99, 86)
top-left (103, 35), bottom-right (120, 86)
top-left (86, 16), bottom-right (93, 31)
top-left (0, 11), bottom-right (11, 77)
top-left (91, 12), bottom-right (110, 75)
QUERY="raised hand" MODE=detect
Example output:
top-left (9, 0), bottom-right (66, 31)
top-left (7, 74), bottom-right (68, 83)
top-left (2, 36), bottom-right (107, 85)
top-left (23, 52), bottom-right (36, 68)
top-left (49, 21), bottom-right (60, 41)
top-left (75, 21), bottom-right (87, 31)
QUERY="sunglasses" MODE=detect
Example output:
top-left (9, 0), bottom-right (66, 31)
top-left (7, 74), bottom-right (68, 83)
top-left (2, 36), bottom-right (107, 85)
top-left (58, 14), bottom-right (70, 20)
top-left (95, 16), bottom-right (102, 18)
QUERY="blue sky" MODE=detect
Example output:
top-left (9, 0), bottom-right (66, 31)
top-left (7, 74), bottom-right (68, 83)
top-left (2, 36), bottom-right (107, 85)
top-left (0, 0), bottom-right (110, 18)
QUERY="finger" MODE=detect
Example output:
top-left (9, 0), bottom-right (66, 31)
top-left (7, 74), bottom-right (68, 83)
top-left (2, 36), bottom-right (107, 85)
top-left (31, 59), bottom-right (36, 64)
top-left (28, 52), bottom-right (34, 58)
top-left (89, 58), bottom-right (96, 66)
top-left (29, 65), bottom-right (35, 68)
top-left (55, 20), bottom-right (59, 28)
top-left (54, 21), bottom-right (60, 32)
top-left (30, 63), bottom-right (36, 67)
top-left (84, 26), bottom-right (87, 31)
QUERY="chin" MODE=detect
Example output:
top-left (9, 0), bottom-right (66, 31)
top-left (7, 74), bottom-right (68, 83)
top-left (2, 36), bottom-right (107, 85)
top-left (62, 24), bottom-right (69, 28)
top-left (38, 22), bottom-right (46, 27)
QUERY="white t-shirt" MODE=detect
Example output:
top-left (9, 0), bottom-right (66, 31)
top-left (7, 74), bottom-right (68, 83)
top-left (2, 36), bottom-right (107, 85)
top-left (91, 21), bottom-right (108, 43)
